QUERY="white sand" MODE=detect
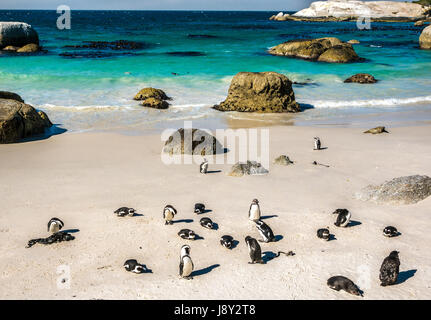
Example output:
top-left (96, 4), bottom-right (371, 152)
top-left (0, 125), bottom-right (430, 299)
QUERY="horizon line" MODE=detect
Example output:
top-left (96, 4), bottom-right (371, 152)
top-left (0, 9), bottom-right (297, 12)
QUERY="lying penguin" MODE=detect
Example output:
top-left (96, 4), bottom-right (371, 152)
top-left (327, 276), bottom-right (362, 296)
top-left (194, 203), bottom-right (205, 214)
top-left (333, 209), bottom-right (351, 227)
top-left (383, 226), bottom-right (399, 237)
top-left (220, 235), bottom-right (234, 249)
top-left (178, 229), bottom-right (196, 240)
top-left (317, 228), bottom-right (330, 241)
top-left (124, 259), bottom-right (148, 274)
top-left (114, 207), bottom-right (135, 217)
top-left (200, 217), bottom-right (214, 230)
top-left (179, 245), bottom-right (194, 280)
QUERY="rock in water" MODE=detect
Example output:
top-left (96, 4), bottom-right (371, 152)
top-left (228, 161), bottom-right (269, 177)
top-left (0, 97), bottom-right (52, 143)
top-left (0, 22), bottom-right (39, 48)
top-left (16, 43), bottom-right (39, 53)
top-left (133, 87), bottom-right (170, 101)
top-left (269, 38), bottom-right (361, 63)
top-left (419, 25), bottom-right (431, 50)
top-left (347, 39), bottom-right (360, 44)
top-left (355, 175), bottom-right (431, 205)
top-left (273, 155), bottom-right (294, 166)
top-left (0, 91), bottom-right (24, 103)
top-left (141, 97), bottom-right (169, 109)
top-left (213, 72), bottom-right (300, 113)
top-left (363, 126), bottom-right (388, 134)
top-left (344, 73), bottom-right (378, 84)
top-left (162, 128), bottom-right (224, 155)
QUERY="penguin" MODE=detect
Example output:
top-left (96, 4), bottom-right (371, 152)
top-left (124, 259), bottom-right (147, 274)
top-left (380, 251), bottom-right (400, 286)
top-left (47, 218), bottom-right (64, 233)
top-left (114, 207), bottom-right (135, 217)
top-left (200, 158), bottom-right (208, 174)
top-left (220, 235), bottom-right (234, 249)
top-left (383, 226), bottom-right (399, 237)
top-left (194, 203), bottom-right (205, 214)
top-left (245, 236), bottom-right (264, 264)
top-left (248, 199), bottom-right (261, 222)
top-left (314, 137), bottom-right (321, 150)
top-left (327, 276), bottom-right (362, 296)
top-left (163, 205), bottom-right (177, 225)
top-left (179, 246), bottom-right (194, 279)
top-left (255, 220), bottom-right (275, 243)
top-left (200, 217), bottom-right (214, 230)
top-left (317, 228), bottom-right (330, 241)
top-left (178, 229), bottom-right (196, 240)
top-left (333, 209), bottom-right (351, 227)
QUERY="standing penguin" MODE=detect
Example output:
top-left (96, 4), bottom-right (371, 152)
top-left (333, 209), bottom-right (351, 227)
top-left (179, 245), bottom-right (194, 279)
top-left (314, 137), bottom-right (321, 150)
top-left (163, 205), bottom-right (177, 225)
top-left (200, 158), bottom-right (208, 174)
top-left (245, 236), bottom-right (264, 264)
top-left (248, 199), bottom-right (261, 222)
top-left (47, 218), bottom-right (64, 233)
top-left (380, 251), bottom-right (400, 286)
top-left (255, 220), bottom-right (275, 242)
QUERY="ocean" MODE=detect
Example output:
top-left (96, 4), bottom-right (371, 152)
top-left (1, 10), bottom-right (431, 133)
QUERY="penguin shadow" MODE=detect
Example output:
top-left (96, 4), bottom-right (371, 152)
top-left (211, 223), bottom-right (219, 231)
top-left (60, 229), bottom-right (80, 234)
top-left (173, 219), bottom-right (194, 224)
top-left (260, 215), bottom-right (278, 220)
top-left (196, 209), bottom-right (212, 215)
top-left (397, 269), bottom-right (417, 285)
top-left (328, 234), bottom-right (337, 241)
top-left (191, 264), bottom-right (220, 277)
top-left (194, 234), bottom-right (205, 240)
top-left (206, 170), bottom-right (222, 174)
top-left (314, 147), bottom-right (328, 150)
top-left (261, 251), bottom-right (282, 263)
top-left (274, 235), bottom-right (283, 242)
top-left (132, 213), bottom-right (144, 217)
top-left (347, 220), bottom-right (362, 228)
top-left (141, 265), bottom-right (153, 274)
top-left (230, 240), bottom-right (240, 249)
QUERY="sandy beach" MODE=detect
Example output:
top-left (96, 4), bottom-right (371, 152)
top-left (0, 125), bottom-right (430, 300)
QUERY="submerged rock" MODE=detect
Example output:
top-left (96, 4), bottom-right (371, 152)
top-left (64, 40), bottom-right (147, 50)
top-left (228, 161), bottom-right (269, 177)
top-left (0, 22), bottom-right (39, 48)
top-left (273, 155), bottom-right (294, 166)
top-left (363, 126), bottom-right (388, 134)
top-left (419, 25), bottom-right (431, 49)
top-left (0, 97), bottom-right (52, 143)
top-left (214, 72), bottom-right (300, 113)
top-left (355, 175), bottom-right (431, 205)
top-left (140, 97), bottom-right (169, 109)
top-left (348, 39), bottom-right (360, 44)
top-left (344, 73), bottom-right (378, 84)
top-left (162, 128), bottom-right (224, 155)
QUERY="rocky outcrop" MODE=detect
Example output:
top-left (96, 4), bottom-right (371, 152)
top-left (213, 72), bottom-right (300, 113)
top-left (228, 161), bottom-right (269, 177)
top-left (269, 37), bottom-right (361, 63)
top-left (344, 73), bottom-right (378, 84)
top-left (347, 39), bottom-right (360, 44)
top-left (134, 87), bottom-right (171, 109)
top-left (0, 97), bottom-right (52, 143)
top-left (0, 91), bottom-right (24, 102)
top-left (16, 43), bottom-right (39, 53)
top-left (162, 128), bottom-right (224, 155)
top-left (355, 175), bottom-right (431, 205)
top-left (0, 22), bottom-right (39, 49)
top-left (273, 155), bottom-right (294, 166)
top-left (419, 25), bottom-right (431, 49)
top-left (293, 1), bottom-right (427, 19)
top-left (363, 126), bottom-right (388, 134)
top-left (269, 12), bottom-right (290, 21)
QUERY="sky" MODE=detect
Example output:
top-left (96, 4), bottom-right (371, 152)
top-left (0, 0), bottom-right (415, 11)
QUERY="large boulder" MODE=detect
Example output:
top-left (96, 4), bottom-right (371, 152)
top-left (228, 161), bottom-right (269, 177)
top-left (162, 128), bottom-right (224, 155)
top-left (133, 87), bottom-right (170, 101)
top-left (355, 175), bottom-right (431, 205)
top-left (0, 91), bottom-right (24, 102)
top-left (419, 25), bottom-right (431, 49)
top-left (269, 38), bottom-right (361, 63)
top-left (213, 72), bottom-right (300, 113)
top-left (0, 98), bottom-right (52, 143)
top-left (0, 22), bottom-right (39, 49)
top-left (344, 73), bottom-right (378, 84)
top-left (16, 43), bottom-right (39, 53)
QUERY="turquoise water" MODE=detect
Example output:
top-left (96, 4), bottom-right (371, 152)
top-left (1, 10), bottom-right (431, 131)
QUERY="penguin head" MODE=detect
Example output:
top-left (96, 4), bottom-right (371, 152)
top-left (252, 199), bottom-right (259, 205)
top-left (389, 250), bottom-right (399, 258)
top-left (181, 245), bottom-right (191, 257)
top-left (245, 236), bottom-right (252, 243)
top-left (127, 208), bottom-right (135, 216)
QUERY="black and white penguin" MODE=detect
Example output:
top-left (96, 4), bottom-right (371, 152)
top-left (248, 199), bottom-right (261, 222)
top-left (380, 251), bottom-right (400, 286)
top-left (124, 259), bottom-right (147, 274)
top-left (327, 276), bottom-right (362, 296)
top-left (314, 137), bottom-right (321, 150)
top-left (333, 208), bottom-right (351, 227)
top-left (200, 217), bottom-right (214, 230)
top-left (163, 205), bottom-right (177, 225)
top-left (220, 235), bottom-right (234, 249)
top-left (179, 246), bottom-right (194, 279)
top-left (317, 228), bottom-right (330, 241)
top-left (199, 158), bottom-right (208, 174)
top-left (114, 207), bottom-right (135, 217)
top-left (245, 236), bottom-right (264, 264)
top-left (194, 203), bottom-right (205, 214)
top-left (47, 218), bottom-right (64, 233)
top-left (178, 229), bottom-right (196, 240)
top-left (383, 226), bottom-right (399, 237)
top-left (255, 220), bottom-right (275, 243)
